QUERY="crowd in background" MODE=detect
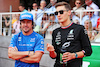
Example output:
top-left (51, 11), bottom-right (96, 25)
top-left (2, 0), bottom-right (100, 42)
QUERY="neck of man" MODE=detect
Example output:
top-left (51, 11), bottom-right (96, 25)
top-left (22, 29), bottom-right (33, 36)
top-left (34, 8), bottom-right (38, 11)
top-left (89, 15), bottom-right (92, 19)
top-left (60, 17), bottom-right (71, 27)
top-left (88, 2), bottom-right (92, 6)
top-left (77, 6), bottom-right (80, 8)
top-left (86, 28), bottom-right (88, 31)
top-left (22, 9), bottom-right (25, 11)
top-left (52, 3), bottom-right (56, 6)
top-left (40, 6), bottom-right (45, 10)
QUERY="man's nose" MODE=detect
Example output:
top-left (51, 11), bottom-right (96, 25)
top-left (57, 12), bottom-right (61, 16)
top-left (24, 22), bottom-right (28, 26)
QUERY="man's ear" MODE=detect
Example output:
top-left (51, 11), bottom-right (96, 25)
top-left (32, 25), bottom-right (34, 27)
top-left (68, 10), bottom-right (71, 16)
top-left (32, 25), bottom-right (34, 29)
top-left (75, 2), bottom-right (77, 6)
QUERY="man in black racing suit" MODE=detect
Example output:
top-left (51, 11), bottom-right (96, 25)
top-left (46, 2), bottom-right (92, 67)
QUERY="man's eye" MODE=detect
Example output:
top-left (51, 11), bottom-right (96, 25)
top-left (21, 21), bottom-right (25, 23)
top-left (27, 21), bottom-right (30, 23)
top-left (27, 21), bottom-right (31, 23)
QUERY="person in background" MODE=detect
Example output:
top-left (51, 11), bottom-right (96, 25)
top-left (35, 0), bottom-right (48, 26)
top-left (93, 25), bottom-right (100, 42)
top-left (2, 15), bottom-right (10, 36)
top-left (48, 0), bottom-right (58, 22)
top-left (45, 13), bottom-right (60, 39)
top-left (19, 4), bottom-right (28, 12)
top-left (46, 2), bottom-right (92, 67)
top-left (12, 14), bottom-right (20, 35)
top-left (8, 12), bottom-right (44, 67)
top-left (11, 14), bottom-right (17, 25)
top-left (72, 0), bottom-right (85, 24)
top-left (81, 7), bottom-right (99, 30)
top-left (31, 2), bottom-right (39, 21)
top-left (39, 13), bottom-right (50, 38)
top-left (84, 20), bottom-right (97, 41)
top-left (39, 0), bottom-right (48, 11)
top-left (2, 14), bottom-right (18, 36)
top-left (48, 0), bottom-right (57, 14)
top-left (96, 17), bottom-right (100, 31)
top-left (85, 0), bottom-right (99, 16)
top-left (32, 2), bottom-right (38, 10)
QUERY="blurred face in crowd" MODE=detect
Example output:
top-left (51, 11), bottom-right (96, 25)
top-left (87, 7), bottom-right (94, 18)
top-left (84, 20), bottom-right (92, 39)
top-left (21, 19), bottom-right (33, 33)
top-left (19, 6), bottom-right (25, 12)
top-left (56, 5), bottom-right (71, 24)
top-left (50, 14), bottom-right (55, 22)
top-left (16, 14), bottom-right (20, 20)
top-left (87, 11), bottom-right (94, 18)
top-left (75, 0), bottom-right (81, 8)
top-left (50, 0), bottom-right (56, 6)
top-left (85, 0), bottom-right (92, 6)
top-left (84, 20), bottom-right (90, 30)
top-left (40, 1), bottom-right (46, 8)
top-left (32, 3), bottom-right (38, 10)
top-left (42, 14), bottom-right (48, 21)
top-left (12, 14), bottom-right (16, 19)
top-left (97, 25), bottom-right (100, 32)
top-left (84, 20), bottom-right (92, 31)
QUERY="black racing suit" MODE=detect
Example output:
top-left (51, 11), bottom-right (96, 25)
top-left (52, 23), bottom-right (92, 67)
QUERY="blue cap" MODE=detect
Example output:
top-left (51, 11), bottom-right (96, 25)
top-left (20, 12), bottom-right (33, 21)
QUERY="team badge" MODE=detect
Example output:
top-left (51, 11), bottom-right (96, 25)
top-left (67, 29), bottom-right (74, 40)
top-left (18, 37), bottom-right (21, 41)
top-left (55, 31), bottom-right (61, 45)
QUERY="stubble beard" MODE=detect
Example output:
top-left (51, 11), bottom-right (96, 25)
top-left (22, 27), bottom-right (30, 33)
top-left (24, 30), bottom-right (29, 33)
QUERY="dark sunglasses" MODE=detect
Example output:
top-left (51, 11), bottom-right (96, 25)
top-left (55, 10), bottom-right (68, 15)
top-left (50, 14), bottom-right (54, 16)
top-left (77, 3), bottom-right (81, 4)
top-left (87, 12), bottom-right (93, 13)
top-left (33, 5), bottom-right (37, 7)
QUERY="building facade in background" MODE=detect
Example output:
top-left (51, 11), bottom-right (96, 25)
top-left (0, 0), bottom-right (19, 12)
top-left (0, 0), bottom-right (99, 12)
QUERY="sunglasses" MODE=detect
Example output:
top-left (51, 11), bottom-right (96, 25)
top-left (50, 14), bottom-right (54, 16)
top-left (87, 12), bottom-right (93, 13)
top-left (55, 10), bottom-right (68, 15)
top-left (76, 3), bottom-right (81, 4)
top-left (33, 5), bottom-right (37, 7)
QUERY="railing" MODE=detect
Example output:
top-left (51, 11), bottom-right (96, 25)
top-left (0, 9), bottom-right (100, 67)
top-left (0, 9), bottom-right (100, 42)
top-left (71, 9), bottom-right (100, 24)
top-left (0, 12), bottom-right (22, 36)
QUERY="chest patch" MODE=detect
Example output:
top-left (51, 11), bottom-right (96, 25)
top-left (67, 29), bottom-right (74, 40)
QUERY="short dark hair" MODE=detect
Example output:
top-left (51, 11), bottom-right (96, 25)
top-left (55, 2), bottom-right (71, 10)
top-left (50, 13), bottom-right (55, 16)
top-left (43, 13), bottom-right (48, 16)
top-left (19, 3), bottom-right (25, 7)
top-left (20, 21), bottom-right (34, 29)
top-left (75, 0), bottom-right (81, 1)
top-left (33, 2), bottom-right (38, 5)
